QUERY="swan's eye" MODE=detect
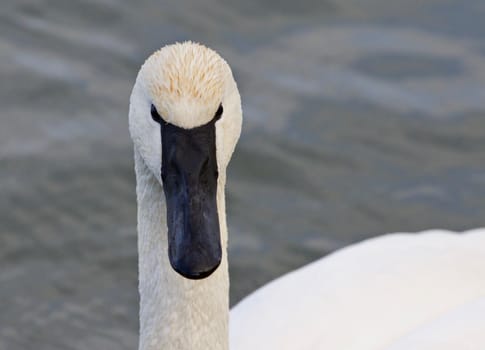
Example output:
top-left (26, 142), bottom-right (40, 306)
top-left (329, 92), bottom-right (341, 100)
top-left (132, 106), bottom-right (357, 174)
top-left (151, 104), bottom-right (164, 124)
top-left (214, 103), bottom-right (223, 121)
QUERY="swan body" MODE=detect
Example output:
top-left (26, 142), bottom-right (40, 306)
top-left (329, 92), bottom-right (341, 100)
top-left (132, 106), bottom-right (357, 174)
top-left (230, 229), bottom-right (485, 350)
top-left (129, 42), bottom-right (485, 350)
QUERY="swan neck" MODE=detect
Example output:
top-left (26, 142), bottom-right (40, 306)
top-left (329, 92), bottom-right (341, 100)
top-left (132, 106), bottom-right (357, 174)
top-left (135, 149), bottom-right (229, 350)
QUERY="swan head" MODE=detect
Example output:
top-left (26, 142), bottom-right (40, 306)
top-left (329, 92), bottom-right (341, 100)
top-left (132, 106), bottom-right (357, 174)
top-left (129, 41), bottom-right (242, 280)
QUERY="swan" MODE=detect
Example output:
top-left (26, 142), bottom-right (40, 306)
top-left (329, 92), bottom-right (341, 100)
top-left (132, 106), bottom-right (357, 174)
top-left (128, 41), bottom-right (485, 350)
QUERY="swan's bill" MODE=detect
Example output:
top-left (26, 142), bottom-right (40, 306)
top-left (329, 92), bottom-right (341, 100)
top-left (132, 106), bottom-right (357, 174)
top-left (155, 105), bottom-right (222, 280)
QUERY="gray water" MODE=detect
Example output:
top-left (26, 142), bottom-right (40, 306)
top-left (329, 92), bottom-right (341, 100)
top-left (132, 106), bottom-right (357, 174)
top-left (2, 0), bottom-right (485, 349)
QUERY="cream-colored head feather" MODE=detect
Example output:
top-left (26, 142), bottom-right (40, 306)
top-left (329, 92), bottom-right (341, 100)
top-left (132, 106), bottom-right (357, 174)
top-left (129, 41), bottom-right (242, 184)
top-left (139, 41), bottom-right (230, 129)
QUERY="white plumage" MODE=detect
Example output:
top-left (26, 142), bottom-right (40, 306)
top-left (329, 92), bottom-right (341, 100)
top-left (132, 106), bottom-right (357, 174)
top-left (230, 229), bottom-right (485, 349)
top-left (129, 42), bottom-right (485, 350)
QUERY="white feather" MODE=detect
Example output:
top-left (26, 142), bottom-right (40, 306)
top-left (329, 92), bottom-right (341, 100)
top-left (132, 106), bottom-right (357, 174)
top-left (230, 229), bottom-right (485, 350)
top-left (130, 42), bottom-right (485, 350)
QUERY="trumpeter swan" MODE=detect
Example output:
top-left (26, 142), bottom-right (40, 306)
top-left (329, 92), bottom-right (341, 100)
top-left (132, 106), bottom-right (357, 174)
top-left (128, 41), bottom-right (485, 350)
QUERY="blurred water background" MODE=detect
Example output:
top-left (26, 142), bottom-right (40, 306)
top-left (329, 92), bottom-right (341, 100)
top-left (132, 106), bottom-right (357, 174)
top-left (1, 0), bottom-right (485, 349)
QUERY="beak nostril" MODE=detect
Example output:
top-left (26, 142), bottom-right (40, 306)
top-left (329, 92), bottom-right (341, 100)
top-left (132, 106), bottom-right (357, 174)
top-left (201, 157), bottom-right (209, 174)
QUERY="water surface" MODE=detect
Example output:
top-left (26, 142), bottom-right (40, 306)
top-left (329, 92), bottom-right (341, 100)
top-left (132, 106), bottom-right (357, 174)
top-left (1, 0), bottom-right (485, 348)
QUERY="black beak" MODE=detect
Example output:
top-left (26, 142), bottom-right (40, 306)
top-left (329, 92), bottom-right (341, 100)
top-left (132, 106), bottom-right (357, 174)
top-left (159, 112), bottom-right (221, 280)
